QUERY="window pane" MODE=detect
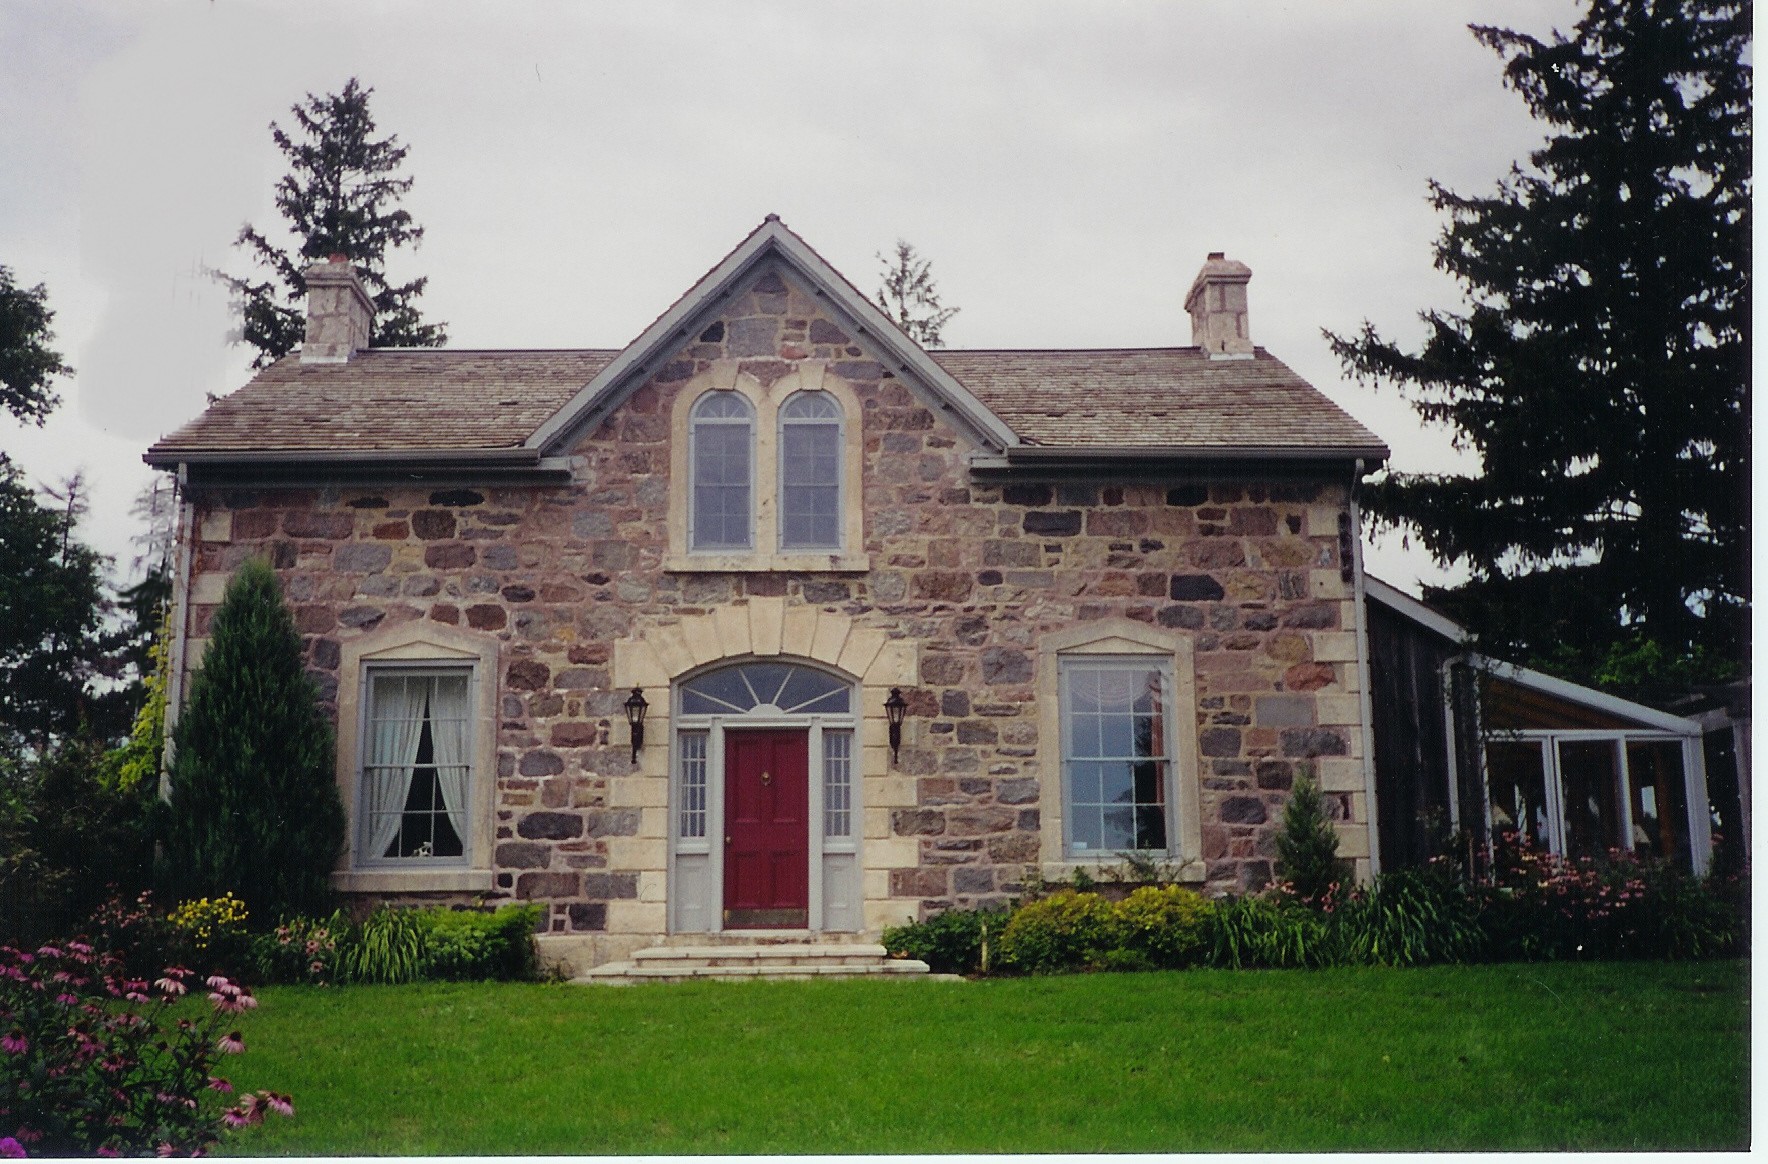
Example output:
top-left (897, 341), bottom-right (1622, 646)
top-left (1626, 740), bottom-right (1690, 865)
top-left (366, 674), bottom-right (469, 861)
top-left (1486, 740), bottom-right (1550, 849)
top-left (781, 420), bottom-right (840, 549)
top-left (691, 403), bottom-right (752, 551)
top-left (680, 663), bottom-right (849, 717)
top-left (1559, 740), bottom-right (1624, 860)
top-left (679, 732), bottom-right (708, 839)
top-left (1063, 663), bottom-right (1172, 854)
top-left (824, 731), bottom-right (853, 838)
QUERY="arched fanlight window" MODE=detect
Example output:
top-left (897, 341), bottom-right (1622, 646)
top-left (680, 661), bottom-right (851, 716)
top-left (778, 392), bottom-right (842, 550)
top-left (690, 392), bottom-right (754, 550)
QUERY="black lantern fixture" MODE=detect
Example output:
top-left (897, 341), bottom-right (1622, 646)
top-left (623, 687), bottom-right (649, 763)
top-left (884, 687), bottom-right (908, 766)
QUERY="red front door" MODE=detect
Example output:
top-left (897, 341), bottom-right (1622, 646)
top-left (724, 729), bottom-right (810, 929)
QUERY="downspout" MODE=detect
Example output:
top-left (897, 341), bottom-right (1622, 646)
top-left (1348, 460), bottom-right (1382, 878)
top-left (159, 464), bottom-right (196, 799)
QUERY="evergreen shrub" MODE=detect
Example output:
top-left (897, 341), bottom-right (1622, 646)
top-left (1117, 885), bottom-right (1215, 968)
top-left (1273, 771), bottom-right (1348, 904)
top-left (881, 907), bottom-right (1006, 975)
top-left (161, 558), bottom-right (344, 922)
top-left (997, 891), bottom-right (1123, 973)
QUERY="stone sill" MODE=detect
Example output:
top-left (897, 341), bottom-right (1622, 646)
top-left (331, 868), bottom-right (494, 894)
top-left (663, 552), bottom-right (871, 574)
top-left (1040, 858), bottom-right (1206, 885)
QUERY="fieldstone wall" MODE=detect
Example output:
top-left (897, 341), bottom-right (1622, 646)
top-left (175, 265), bottom-right (1369, 936)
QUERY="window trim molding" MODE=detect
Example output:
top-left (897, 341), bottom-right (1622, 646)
top-left (665, 360), bottom-right (868, 573)
top-left (331, 620), bottom-right (499, 893)
top-left (1036, 618), bottom-right (1204, 882)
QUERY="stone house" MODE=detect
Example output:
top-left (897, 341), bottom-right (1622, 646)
top-left (144, 218), bottom-right (1391, 972)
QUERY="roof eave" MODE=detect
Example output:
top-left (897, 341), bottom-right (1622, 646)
top-left (143, 446), bottom-right (575, 486)
top-left (968, 444), bottom-right (1389, 472)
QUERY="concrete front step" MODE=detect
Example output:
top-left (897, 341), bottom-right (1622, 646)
top-left (570, 942), bottom-right (937, 985)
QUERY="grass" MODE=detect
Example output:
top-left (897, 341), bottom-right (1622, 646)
top-left (224, 960), bottom-right (1748, 1154)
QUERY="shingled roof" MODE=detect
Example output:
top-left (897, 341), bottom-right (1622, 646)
top-left (931, 348), bottom-right (1383, 452)
top-left (145, 218), bottom-right (1388, 470)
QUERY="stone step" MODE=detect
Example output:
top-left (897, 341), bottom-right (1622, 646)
top-left (570, 941), bottom-right (943, 985)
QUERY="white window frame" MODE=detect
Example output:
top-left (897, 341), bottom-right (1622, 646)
top-left (667, 659), bottom-right (861, 934)
top-left (355, 664), bottom-right (476, 870)
top-left (332, 621), bottom-right (499, 894)
top-left (777, 390), bottom-right (845, 552)
top-left (1036, 618), bottom-right (1204, 882)
top-left (1482, 728), bottom-right (1710, 872)
top-left (688, 390), bottom-right (757, 552)
top-left (1058, 656), bottom-right (1177, 859)
top-left (664, 364), bottom-right (868, 573)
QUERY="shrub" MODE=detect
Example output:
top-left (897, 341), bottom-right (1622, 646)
top-left (1116, 885), bottom-right (1215, 968)
top-left (419, 905), bottom-right (543, 981)
top-left (337, 907), bottom-right (429, 985)
top-left (0, 740), bottom-right (155, 947)
top-left (166, 893), bottom-right (254, 978)
top-left (1479, 832), bottom-right (1742, 961)
top-left (882, 908), bottom-right (1006, 975)
top-left (161, 558), bottom-right (345, 922)
top-left (998, 891), bottom-right (1123, 973)
top-left (1330, 863), bottom-right (1485, 967)
top-left (1273, 771), bottom-right (1348, 905)
top-left (83, 891), bottom-right (184, 981)
top-left (1206, 895), bottom-right (1331, 969)
top-left (0, 941), bottom-right (290, 1155)
top-left (250, 914), bottom-right (346, 985)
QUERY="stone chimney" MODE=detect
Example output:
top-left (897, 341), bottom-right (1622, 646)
top-left (1185, 252), bottom-right (1254, 359)
top-left (300, 255), bottom-right (374, 363)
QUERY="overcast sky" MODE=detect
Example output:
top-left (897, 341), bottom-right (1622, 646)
top-left (2, 0), bottom-right (1584, 594)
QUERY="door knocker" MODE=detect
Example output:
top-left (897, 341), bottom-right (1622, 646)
top-left (760, 770), bottom-right (772, 785)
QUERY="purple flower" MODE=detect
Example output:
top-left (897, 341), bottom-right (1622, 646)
top-left (0, 1136), bottom-right (23, 1158)
top-left (1, 1031), bottom-right (27, 1055)
top-left (217, 1031), bottom-right (246, 1054)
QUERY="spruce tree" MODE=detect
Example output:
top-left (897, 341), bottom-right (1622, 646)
top-left (220, 77), bottom-right (446, 366)
top-left (875, 240), bottom-right (959, 347)
top-left (1274, 772), bottom-right (1349, 904)
top-left (162, 559), bottom-right (343, 920)
top-left (1327, 1), bottom-right (1749, 694)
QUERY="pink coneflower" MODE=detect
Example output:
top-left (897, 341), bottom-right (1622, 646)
top-left (207, 1077), bottom-right (233, 1093)
top-left (155, 977), bottom-right (187, 996)
top-left (156, 1141), bottom-right (178, 1156)
top-left (264, 1092), bottom-right (295, 1118)
top-left (206, 975), bottom-right (230, 990)
top-left (96, 1147), bottom-right (121, 1157)
top-left (1, 1031), bottom-right (27, 1055)
top-left (217, 1031), bottom-right (246, 1054)
top-left (35, 946), bottom-right (63, 959)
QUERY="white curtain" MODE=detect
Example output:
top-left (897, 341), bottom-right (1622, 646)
top-left (429, 675), bottom-right (472, 849)
top-left (365, 676), bottom-right (427, 859)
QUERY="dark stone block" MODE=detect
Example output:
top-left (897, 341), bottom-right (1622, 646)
top-left (996, 777), bottom-right (1039, 805)
top-left (976, 570), bottom-right (1003, 586)
top-left (1200, 727), bottom-right (1242, 758)
top-left (1255, 760), bottom-right (1294, 790)
top-left (568, 902), bottom-right (607, 931)
top-left (893, 809), bottom-right (946, 836)
top-left (496, 841), bottom-right (551, 869)
top-left (1166, 485), bottom-right (1209, 507)
top-left (550, 722), bottom-right (600, 747)
top-left (1017, 808), bottom-right (1040, 831)
top-left (515, 872), bottom-right (579, 899)
top-left (699, 321), bottom-right (724, 342)
top-left (940, 689), bottom-right (971, 717)
top-left (1281, 727), bottom-right (1349, 757)
top-left (425, 543), bottom-right (476, 569)
top-left (920, 654), bottom-right (965, 685)
top-left (809, 319), bottom-right (848, 344)
top-left (952, 867), bottom-right (995, 895)
top-left (282, 511), bottom-right (353, 539)
top-left (1157, 604), bottom-right (1206, 629)
top-left (890, 868), bottom-right (948, 897)
top-left (833, 360), bottom-right (885, 381)
top-left (518, 751), bottom-right (565, 777)
top-left (1282, 603), bottom-right (1339, 629)
top-left (979, 646), bottom-right (1032, 685)
top-left (1022, 510), bottom-right (1082, 537)
top-left (956, 721), bottom-right (997, 745)
top-left (1220, 796), bottom-right (1268, 825)
top-left (338, 605), bottom-right (386, 630)
top-left (429, 489), bottom-right (484, 508)
top-left (501, 585), bottom-right (536, 603)
top-left (582, 872), bottom-right (639, 899)
top-left (506, 660), bottom-right (551, 690)
top-left (516, 812), bottom-right (583, 840)
top-left (466, 604), bottom-right (507, 630)
top-left (1169, 574), bottom-right (1225, 601)
top-left (1001, 484), bottom-right (1052, 506)
top-left (411, 509), bottom-right (457, 540)
top-left (801, 580), bottom-right (850, 603)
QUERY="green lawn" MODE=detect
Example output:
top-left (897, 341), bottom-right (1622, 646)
top-left (223, 960), bottom-right (1749, 1154)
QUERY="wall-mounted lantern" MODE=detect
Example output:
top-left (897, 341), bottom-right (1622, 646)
top-left (623, 687), bottom-right (649, 763)
top-left (884, 687), bottom-right (908, 766)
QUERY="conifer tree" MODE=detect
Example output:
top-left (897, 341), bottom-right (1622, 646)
top-left (875, 240), bottom-right (959, 347)
top-left (221, 78), bottom-right (446, 366)
top-left (1328, 1), bottom-right (1749, 694)
top-left (1274, 772), bottom-right (1348, 904)
top-left (162, 559), bottom-right (343, 919)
